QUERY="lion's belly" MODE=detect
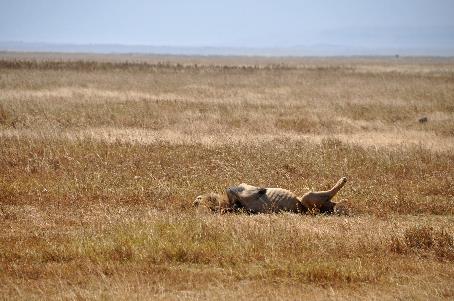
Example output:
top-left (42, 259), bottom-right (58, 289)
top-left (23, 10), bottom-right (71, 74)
top-left (261, 188), bottom-right (301, 213)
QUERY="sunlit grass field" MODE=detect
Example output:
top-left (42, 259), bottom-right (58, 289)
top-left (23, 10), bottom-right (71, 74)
top-left (0, 53), bottom-right (453, 300)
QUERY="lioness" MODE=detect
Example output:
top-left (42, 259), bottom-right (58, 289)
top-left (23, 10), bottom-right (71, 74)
top-left (194, 177), bottom-right (347, 214)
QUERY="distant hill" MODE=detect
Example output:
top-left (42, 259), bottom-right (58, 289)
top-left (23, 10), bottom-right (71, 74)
top-left (1, 41), bottom-right (453, 57)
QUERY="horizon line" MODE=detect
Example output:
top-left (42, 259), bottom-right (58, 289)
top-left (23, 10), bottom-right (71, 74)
top-left (1, 41), bottom-right (454, 57)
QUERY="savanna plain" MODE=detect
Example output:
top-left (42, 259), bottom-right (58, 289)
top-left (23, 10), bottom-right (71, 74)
top-left (0, 53), bottom-right (453, 300)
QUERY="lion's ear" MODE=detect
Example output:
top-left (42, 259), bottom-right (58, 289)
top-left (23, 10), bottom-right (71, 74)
top-left (193, 196), bottom-right (201, 207)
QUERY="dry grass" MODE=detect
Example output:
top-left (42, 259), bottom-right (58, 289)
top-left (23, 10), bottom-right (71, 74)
top-left (0, 53), bottom-right (453, 300)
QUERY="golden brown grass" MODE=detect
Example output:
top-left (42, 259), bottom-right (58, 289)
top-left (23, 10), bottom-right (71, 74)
top-left (0, 53), bottom-right (453, 300)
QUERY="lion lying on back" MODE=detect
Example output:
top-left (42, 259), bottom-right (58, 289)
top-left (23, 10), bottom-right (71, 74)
top-left (193, 177), bottom-right (347, 214)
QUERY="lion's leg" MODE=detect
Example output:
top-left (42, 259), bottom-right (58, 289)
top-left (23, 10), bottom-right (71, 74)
top-left (324, 177), bottom-right (347, 200)
top-left (300, 177), bottom-right (347, 212)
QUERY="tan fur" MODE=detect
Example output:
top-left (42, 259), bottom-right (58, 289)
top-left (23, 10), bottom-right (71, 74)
top-left (193, 192), bottom-right (235, 213)
top-left (300, 177), bottom-right (347, 213)
top-left (194, 177), bottom-right (348, 214)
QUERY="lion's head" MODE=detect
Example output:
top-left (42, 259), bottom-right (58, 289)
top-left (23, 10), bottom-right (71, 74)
top-left (193, 193), bottom-right (226, 213)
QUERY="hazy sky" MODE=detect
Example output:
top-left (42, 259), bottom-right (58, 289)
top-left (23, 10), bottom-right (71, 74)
top-left (1, 0), bottom-right (453, 48)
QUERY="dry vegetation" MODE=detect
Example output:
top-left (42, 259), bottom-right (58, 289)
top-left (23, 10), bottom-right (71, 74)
top-left (0, 53), bottom-right (454, 300)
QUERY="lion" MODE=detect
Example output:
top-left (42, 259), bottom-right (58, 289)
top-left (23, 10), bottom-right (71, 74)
top-left (193, 177), bottom-right (347, 214)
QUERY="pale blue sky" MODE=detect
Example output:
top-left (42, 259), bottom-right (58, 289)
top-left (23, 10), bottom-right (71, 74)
top-left (1, 0), bottom-right (453, 48)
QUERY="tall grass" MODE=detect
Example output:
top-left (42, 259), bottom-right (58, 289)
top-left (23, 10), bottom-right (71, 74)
top-left (0, 55), bottom-right (453, 300)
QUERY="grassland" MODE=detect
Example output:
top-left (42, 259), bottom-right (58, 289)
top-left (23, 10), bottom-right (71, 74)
top-left (0, 53), bottom-right (453, 300)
